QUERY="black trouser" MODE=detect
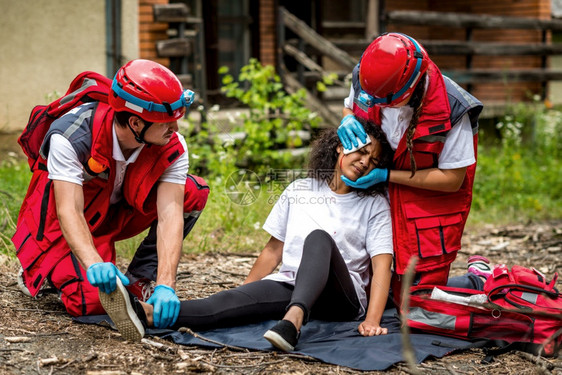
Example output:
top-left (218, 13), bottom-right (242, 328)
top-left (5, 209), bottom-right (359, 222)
top-left (446, 273), bottom-right (485, 290)
top-left (172, 229), bottom-right (361, 330)
top-left (126, 212), bottom-right (201, 281)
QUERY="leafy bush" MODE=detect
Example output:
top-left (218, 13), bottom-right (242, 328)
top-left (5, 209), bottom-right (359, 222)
top-left (185, 58), bottom-right (321, 182)
top-left (0, 154), bottom-right (31, 256)
top-left (471, 100), bottom-right (562, 223)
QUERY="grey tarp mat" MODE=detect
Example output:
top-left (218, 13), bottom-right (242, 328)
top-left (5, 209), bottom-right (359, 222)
top-left (75, 309), bottom-right (479, 371)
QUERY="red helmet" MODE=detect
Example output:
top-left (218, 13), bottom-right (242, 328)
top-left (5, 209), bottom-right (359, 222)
top-left (109, 59), bottom-right (194, 123)
top-left (359, 33), bottom-right (429, 106)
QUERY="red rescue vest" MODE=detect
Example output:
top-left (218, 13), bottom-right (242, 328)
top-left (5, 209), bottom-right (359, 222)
top-left (353, 62), bottom-right (478, 274)
top-left (13, 103), bottom-right (185, 296)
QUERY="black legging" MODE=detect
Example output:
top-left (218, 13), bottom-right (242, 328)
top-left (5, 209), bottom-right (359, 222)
top-left (172, 229), bottom-right (361, 330)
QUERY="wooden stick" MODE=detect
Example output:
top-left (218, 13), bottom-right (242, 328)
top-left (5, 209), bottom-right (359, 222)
top-left (400, 256), bottom-right (422, 375)
top-left (178, 327), bottom-right (247, 352)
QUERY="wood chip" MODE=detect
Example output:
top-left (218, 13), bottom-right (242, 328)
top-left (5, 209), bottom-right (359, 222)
top-left (4, 336), bottom-right (31, 343)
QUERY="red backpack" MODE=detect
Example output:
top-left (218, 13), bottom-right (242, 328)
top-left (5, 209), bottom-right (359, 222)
top-left (18, 71), bottom-right (111, 171)
top-left (405, 265), bottom-right (562, 356)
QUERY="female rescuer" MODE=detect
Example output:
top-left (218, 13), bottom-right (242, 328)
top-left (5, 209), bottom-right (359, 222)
top-left (337, 32), bottom-right (484, 303)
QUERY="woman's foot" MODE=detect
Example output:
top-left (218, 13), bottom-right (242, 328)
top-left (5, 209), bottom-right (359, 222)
top-left (139, 301), bottom-right (154, 327)
top-left (263, 320), bottom-right (300, 351)
top-left (467, 255), bottom-right (493, 281)
top-left (98, 278), bottom-right (147, 342)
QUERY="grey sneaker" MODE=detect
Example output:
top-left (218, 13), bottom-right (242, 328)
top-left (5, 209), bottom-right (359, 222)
top-left (17, 267), bottom-right (33, 297)
top-left (99, 278), bottom-right (145, 342)
top-left (17, 267), bottom-right (58, 298)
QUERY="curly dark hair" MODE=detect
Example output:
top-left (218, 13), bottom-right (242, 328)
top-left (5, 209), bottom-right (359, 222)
top-left (307, 117), bottom-right (393, 197)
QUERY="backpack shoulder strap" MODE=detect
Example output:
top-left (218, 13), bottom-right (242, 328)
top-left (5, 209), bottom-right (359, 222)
top-left (86, 102), bottom-right (113, 174)
top-left (18, 72), bottom-right (112, 171)
top-left (487, 283), bottom-right (560, 302)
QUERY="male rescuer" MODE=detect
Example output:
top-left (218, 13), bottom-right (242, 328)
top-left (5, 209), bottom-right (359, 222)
top-left (12, 59), bottom-right (209, 332)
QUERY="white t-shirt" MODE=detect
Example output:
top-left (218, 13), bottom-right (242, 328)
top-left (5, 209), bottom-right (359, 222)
top-left (47, 125), bottom-right (189, 204)
top-left (262, 178), bottom-right (393, 317)
top-left (344, 84), bottom-right (475, 169)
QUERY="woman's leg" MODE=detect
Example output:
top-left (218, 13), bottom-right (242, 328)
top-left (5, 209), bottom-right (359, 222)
top-left (446, 273), bottom-right (484, 290)
top-left (167, 280), bottom-right (293, 331)
top-left (264, 230), bottom-right (361, 351)
top-left (287, 229), bottom-right (361, 329)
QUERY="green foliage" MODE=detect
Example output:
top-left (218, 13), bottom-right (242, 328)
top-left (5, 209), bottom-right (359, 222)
top-left (0, 156), bottom-right (31, 257)
top-left (181, 183), bottom-right (273, 254)
top-left (185, 58), bottom-right (321, 182)
top-left (316, 72), bottom-right (339, 92)
top-left (45, 90), bottom-right (62, 102)
top-left (182, 59), bottom-right (327, 252)
top-left (471, 101), bottom-right (562, 224)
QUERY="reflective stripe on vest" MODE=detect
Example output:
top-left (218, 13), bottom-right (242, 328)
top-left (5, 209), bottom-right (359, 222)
top-left (408, 307), bottom-right (457, 331)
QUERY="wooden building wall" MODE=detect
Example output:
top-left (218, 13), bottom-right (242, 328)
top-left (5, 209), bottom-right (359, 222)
top-left (259, 0), bottom-right (277, 66)
top-left (385, 0), bottom-right (552, 103)
top-left (135, 1), bottom-right (554, 105)
top-left (139, 0), bottom-right (169, 66)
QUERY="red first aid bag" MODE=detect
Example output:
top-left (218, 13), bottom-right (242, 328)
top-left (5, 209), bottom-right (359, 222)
top-left (406, 265), bottom-right (562, 356)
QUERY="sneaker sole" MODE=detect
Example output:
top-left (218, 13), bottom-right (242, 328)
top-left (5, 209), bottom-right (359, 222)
top-left (17, 267), bottom-right (33, 297)
top-left (263, 330), bottom-right (295, 352)
top-left (99, 278), bottom-right (145, 342)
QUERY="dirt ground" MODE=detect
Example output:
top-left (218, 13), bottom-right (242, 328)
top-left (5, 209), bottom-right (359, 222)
top-left (1, 221), bottom-right (561, 375)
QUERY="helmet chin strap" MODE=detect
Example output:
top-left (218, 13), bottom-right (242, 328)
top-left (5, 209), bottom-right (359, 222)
top-left (127, 117), bottom-right (155, 145)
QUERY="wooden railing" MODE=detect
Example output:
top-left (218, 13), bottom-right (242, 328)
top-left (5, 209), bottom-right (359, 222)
top-left (153, 3), bottom-right (207, 106)
top-left (329, 11), bottom-right (562, 74)
top-left (280, 7), bottom-right (562, 120)
top-left (278, 7), bottom-right (355, 126)
top-left (383, 10), bottom-right (562, 87)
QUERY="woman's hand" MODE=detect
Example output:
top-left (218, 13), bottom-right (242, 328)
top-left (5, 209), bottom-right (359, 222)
top-left (358, 320), bottom-right (388, 336)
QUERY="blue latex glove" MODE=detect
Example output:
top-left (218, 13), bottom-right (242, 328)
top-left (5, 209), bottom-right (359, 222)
top-left (86, 262), bottom-right (129, 295)
top-left (147, 285), bottom-right (180, 329)
top-left (338, 114), bottom-right (368, 150)
top-left (341, 168), bottom-right (389, 189)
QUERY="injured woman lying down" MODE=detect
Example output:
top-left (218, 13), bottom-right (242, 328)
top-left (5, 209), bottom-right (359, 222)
top-left (100, 116), bottom-right (395, 351)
